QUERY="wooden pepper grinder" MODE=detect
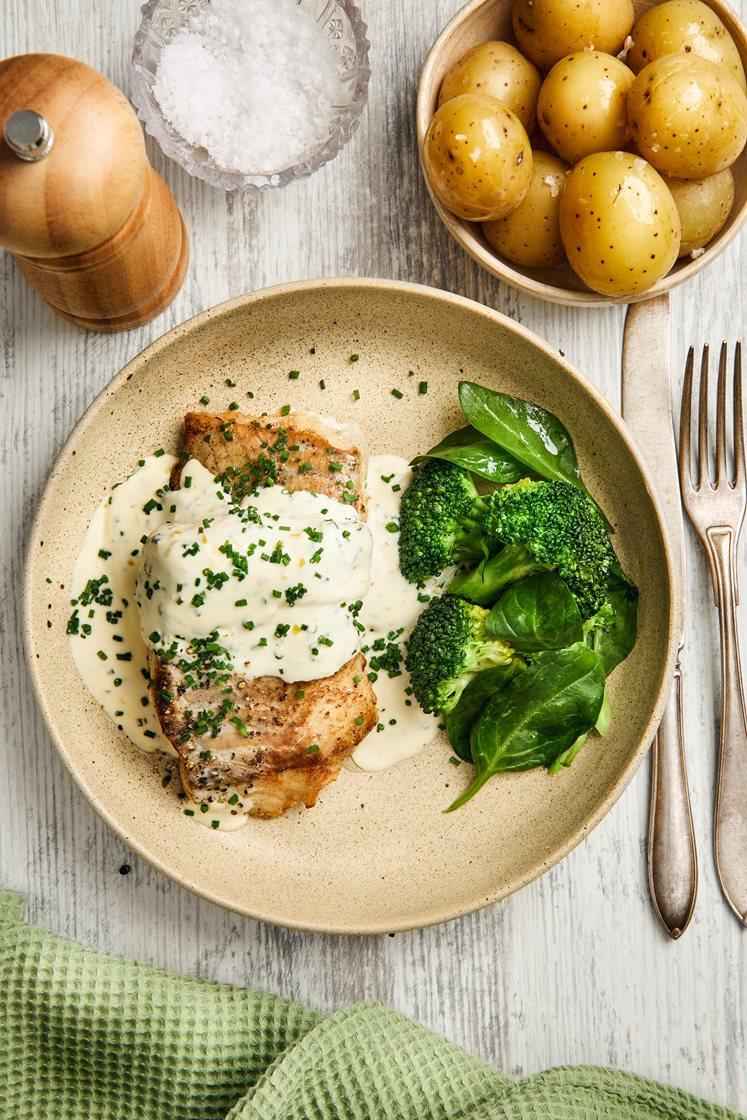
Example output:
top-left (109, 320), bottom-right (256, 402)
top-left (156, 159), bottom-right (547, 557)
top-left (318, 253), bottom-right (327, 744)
top-left (0, 53), bottom-right (189, 331)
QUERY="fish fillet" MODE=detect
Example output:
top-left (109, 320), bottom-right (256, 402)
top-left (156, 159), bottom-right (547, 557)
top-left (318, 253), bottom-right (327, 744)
top-left (149, 410), bottom-right (377, 821)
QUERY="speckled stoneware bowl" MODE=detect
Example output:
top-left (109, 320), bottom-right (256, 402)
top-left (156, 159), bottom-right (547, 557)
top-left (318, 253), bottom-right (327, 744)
top-left (25, 279), bottom-right (678, 933)
top-left (417, 0), bottom-right (747, 306)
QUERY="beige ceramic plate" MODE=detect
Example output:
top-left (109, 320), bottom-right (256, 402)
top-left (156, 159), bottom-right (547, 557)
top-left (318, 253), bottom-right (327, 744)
top-left (25, 279), bottom-right (678, 933)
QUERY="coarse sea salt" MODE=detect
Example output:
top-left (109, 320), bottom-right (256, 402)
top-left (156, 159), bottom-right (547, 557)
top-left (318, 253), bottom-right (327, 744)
top-left (153, 0), bottom-right (339, 175)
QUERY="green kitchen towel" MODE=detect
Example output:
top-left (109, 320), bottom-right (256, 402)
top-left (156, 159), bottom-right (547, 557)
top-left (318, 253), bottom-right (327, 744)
top-left (0, 890), bottom-right (740, 1120)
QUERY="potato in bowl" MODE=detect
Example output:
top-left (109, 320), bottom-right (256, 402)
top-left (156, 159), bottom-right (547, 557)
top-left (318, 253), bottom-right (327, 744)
top-left (417, 0), bottom-right (747, 304)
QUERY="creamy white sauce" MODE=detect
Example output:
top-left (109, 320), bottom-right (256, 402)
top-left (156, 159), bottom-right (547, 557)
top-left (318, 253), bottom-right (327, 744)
top-left (69, 454), bottom-right (178, 756)
top-left (136, 462), bottom-right (371, 683)
top-left (68, 442), bottom-right (443, 826)
top-left (352, 455), bottom-right (443, 773)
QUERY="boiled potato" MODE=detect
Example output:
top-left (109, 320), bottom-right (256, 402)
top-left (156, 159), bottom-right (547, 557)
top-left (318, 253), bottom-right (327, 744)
top-left (537, 52), bottom-right (635, 164)
top-left (482, 151), bottom-right (568, 268)
top-left (664, 169), bottom-right (735, 256)
top-left (512, 0), bottom-right (634, 70)
top-left (439, 42), bottom-right (542, 134)
top-left (628, 55), bottom-right (747, 178)
top-left (559, 151), bottom-right (681, 296)
top-left (422, 93), bottom-right (532, 222)
top-left (626, 0), bottom-right (746, 93)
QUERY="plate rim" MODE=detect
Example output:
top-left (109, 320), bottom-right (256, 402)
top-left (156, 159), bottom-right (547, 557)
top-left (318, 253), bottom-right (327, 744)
top-left (23, 276), bottom-right (680, 933)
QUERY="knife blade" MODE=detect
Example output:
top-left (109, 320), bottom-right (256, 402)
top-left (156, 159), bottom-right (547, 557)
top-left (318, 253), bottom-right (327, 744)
top-left (622, 296), bottom-right (684, 610)
top-left (621, 294), bottom-right (697, 939)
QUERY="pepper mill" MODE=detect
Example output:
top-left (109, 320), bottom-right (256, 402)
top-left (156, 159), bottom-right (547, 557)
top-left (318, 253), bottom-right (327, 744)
top-left (0, 53), bottom-right (188, 331)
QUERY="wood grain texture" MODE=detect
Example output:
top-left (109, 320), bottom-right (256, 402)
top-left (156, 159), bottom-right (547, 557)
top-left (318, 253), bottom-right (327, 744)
top-left (0, 0), bottom-right (745, 1111)
top-left (0, 53), bottom-right (188, 328)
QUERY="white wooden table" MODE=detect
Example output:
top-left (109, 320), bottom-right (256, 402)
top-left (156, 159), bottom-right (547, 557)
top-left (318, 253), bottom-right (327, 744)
top-left (2, 1), bottom-right (746, 1111)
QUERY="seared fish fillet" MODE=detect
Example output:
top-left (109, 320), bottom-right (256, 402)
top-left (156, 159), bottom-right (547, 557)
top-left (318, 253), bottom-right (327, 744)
top-left (149, 410), bottom-right (377, 820)
top-left (176, 410), bottom-right (367, 516)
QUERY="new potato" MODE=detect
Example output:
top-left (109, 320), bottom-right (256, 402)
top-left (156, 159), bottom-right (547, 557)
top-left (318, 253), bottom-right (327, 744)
top-left (628, 55), bottom-right (747, 179)
top-left (439, 41), bottom-right (542, 134)
top-left (512, 0), bottom-right (634, 70)
top-left (538, 52), bottom-right (635, 164)
top-left (559, 152), bottom-right (681, 297)
top-left (423, 93), bottom-right (533, 222)
top-left (482, 151), bottom-right (568, 268)
top-left (626, 0), bottom-right (746, 92)
top-left (664, 169), bottom-right (735, 256)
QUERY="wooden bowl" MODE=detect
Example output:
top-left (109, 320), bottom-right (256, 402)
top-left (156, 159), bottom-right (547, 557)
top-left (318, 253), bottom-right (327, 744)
top-left (416, 0), bottom-right (747, 306)
top-left (24, 278), bottom-right (678, 932)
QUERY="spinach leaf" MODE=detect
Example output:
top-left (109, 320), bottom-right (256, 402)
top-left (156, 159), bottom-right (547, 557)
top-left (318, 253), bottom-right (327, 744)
top-left (548, 734), bottom-right (588, 774)
top-left (458, 381), bottom-right (582, 489)
top-left (548, 687), bottom-right (611, 774)
top-left (485, 572), bottom-right (583, 652)
top-left (445, 663), bottom-right (524, 762)
top-left (586, 567), bottom-right (639, 676)
top-left (445, 643), bottom-right (605, 811)
top-left (595, 690), bottom-right (612, 735)
top-left (412, 425), bottom-right (526, 484)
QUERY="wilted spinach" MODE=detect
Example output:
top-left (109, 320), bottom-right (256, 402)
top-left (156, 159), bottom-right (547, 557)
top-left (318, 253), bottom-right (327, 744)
top-left (445, 662), bottom-right (524, 762)
top-left (458, 381), bottom-right (582, 489)
top-left (445, 643), bottom-right (605, 811)
top-left (485, 572), bottom-right (583, 652)
top-left (412, 425), bottom-right (525, 484)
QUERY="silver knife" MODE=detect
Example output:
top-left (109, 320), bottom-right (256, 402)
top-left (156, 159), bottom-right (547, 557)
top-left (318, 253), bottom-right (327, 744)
top-left (621, 295), bottom-right (698, 940)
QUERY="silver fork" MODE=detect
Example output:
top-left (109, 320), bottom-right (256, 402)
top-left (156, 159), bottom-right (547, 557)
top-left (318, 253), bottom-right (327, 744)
top-left (679, 342), bottom-right (747, 925)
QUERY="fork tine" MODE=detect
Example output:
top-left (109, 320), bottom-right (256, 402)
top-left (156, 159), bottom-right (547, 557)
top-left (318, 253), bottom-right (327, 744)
top-left (735, 341), bottom-right (744, 488)
top-left (698, 345), bottom-right (710, 488)
top-left (716, 342), bottom-right (728, 485)
top-left (679, 346), bottom-right (695, 490)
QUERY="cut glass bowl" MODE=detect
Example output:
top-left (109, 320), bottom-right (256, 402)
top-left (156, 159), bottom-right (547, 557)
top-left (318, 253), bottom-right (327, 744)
top-left (131, 0), bottom-right (370, 190)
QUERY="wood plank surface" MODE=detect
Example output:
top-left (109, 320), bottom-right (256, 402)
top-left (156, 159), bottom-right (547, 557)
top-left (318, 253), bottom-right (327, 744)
top-left (1, 0), bottom-right (745, 1110)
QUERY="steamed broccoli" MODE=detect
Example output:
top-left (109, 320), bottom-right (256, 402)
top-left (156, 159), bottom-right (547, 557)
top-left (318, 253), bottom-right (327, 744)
top-left (398, 460), bottom-right (487, 583)
top-left (449, 543), bottom-right (547, 605)
top-left (405, 594), bottom-right (515, 715)
top-left (480, 479), bottom-right (616, 618)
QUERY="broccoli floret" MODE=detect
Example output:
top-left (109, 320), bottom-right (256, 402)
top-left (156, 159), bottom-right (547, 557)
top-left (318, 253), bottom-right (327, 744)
top-left (399, 460), bottom-right (487, 583)
top-left (405, 594), bottom-right (515, 715)
top-left (481, 479), bottom-right (615, 618)
top-left (450, 543), bottom-right (547, 605)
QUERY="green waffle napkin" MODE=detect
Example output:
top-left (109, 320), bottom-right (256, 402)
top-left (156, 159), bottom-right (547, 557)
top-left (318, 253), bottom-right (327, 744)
top-left (0, 889), bottom-right (740, 1120)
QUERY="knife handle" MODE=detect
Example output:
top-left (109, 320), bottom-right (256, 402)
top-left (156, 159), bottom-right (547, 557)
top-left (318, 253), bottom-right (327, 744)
top-left (647, 654), bottom-right (698, 939)
top-left (708, 528), bottom-right (747, 925)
